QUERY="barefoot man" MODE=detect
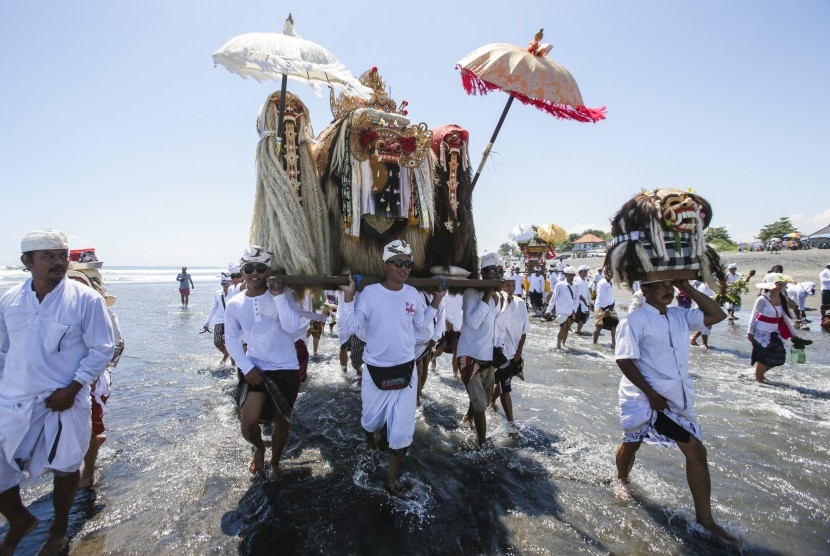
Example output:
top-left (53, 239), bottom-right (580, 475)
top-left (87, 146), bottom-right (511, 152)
top-left (339, 240), bottom-right (444, 495)
top-left (224, 246), bottom-right (301, 479)
top-left (614, 278), bottom-right (737, 544)
top-left (0, 230), bottom-right (114, 555)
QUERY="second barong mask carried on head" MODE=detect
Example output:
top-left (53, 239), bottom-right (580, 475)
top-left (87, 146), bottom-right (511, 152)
top-left (604, 188), bottom-right (723, 291)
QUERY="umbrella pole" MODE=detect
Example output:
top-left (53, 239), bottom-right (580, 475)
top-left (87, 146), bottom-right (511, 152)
top-left (470, 94), bottom-right (514, 190)
top-left (275, 73), bottom-right (289, 157)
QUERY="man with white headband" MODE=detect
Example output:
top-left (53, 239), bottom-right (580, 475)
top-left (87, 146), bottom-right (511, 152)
top-left (339, 239), bottom-right (444, 496)
top-left (223, 246), bottom-right (302, 480)
top-left (457, 252), bottom-right (503, 446)
top-left (202, 275), bottom-right (233, 366)
top-left (545, 266), bottom-right (579, 349)
top-left (614, 277), bottom-right (737, 544)
top-left (0, 230), bottom-right (114, 554)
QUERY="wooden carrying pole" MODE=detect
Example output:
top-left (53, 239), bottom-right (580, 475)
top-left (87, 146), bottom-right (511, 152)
top-left (273, 276), bottom-right (501, 290)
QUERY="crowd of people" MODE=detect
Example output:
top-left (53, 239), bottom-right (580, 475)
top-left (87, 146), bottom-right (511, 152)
top-left (3, 229), bottom-right (829, 552)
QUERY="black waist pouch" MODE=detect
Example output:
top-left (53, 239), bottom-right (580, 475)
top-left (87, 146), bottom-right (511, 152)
top-left (366, 360), bottom-right (415, 390)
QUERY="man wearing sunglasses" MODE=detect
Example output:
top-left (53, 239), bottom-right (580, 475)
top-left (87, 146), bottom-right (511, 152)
top-left (457, 252), bottom-right (504, 447)
top-left (223, 246), bottom-right (302, 480)
top-left (339, 239), bottom-right (445, 496)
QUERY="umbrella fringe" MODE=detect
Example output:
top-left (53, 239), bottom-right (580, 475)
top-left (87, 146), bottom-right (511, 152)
top-left (459, 68), bottom-right (606, 124)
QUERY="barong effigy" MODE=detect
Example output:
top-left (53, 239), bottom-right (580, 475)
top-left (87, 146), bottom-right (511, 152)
top-left (317, 68), bottom-right (435, 277)
top-left (604, 188), bottom-right (725, 290)
top-left (251, 90), bottom-right (332, 275)
top-left (426, 125), bottom-right (479, 278)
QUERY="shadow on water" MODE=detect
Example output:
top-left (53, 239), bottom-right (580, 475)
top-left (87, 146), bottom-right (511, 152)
top-left (220, 380), bottom-right (609, 555)
top-left (629, 491), bottom-right (786, 556)
top-left (0, 485), bottom-right (103, 555)
top-left (761, 380), bottom-right (830, 400)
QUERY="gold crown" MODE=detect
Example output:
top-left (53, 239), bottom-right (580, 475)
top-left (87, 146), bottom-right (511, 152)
top-left (330, 67), bottom-right (408, 120)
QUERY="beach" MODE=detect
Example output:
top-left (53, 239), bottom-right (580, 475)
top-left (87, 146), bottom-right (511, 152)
top-left (0, 255), bottom-right (828, 555)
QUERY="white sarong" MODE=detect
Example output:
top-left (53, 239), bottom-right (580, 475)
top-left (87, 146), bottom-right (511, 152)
top-left (0, 391), bottom-right (92, 492)
top-left (360, 366), bottom-right (417, 450)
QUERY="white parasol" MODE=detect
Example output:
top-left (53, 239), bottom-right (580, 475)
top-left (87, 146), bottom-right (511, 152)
top-left (213, 14), bottom-right (371, 151)
top-left (508, 224), bottom-right (535, 243)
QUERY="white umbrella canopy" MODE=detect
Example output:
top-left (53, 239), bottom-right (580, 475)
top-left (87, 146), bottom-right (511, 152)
top-left (508, 224), bottom-right (535, 243)
top-left (212, 15), bottom-right (371, 99)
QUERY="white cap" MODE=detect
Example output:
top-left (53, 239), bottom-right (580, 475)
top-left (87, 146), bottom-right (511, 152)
top-left (228, 263), bottom-right (241, 274)
top-left (563, 265), bottom-right (577, 275)
top-left (727, 263), bottom-right (738, 270)
top-left (241, 245), bottom-right (272, 265)
top-left (480, 252), bottom-right (503, 269)
top-left (577, 265), bottom-right (590, 272)
top-left (382, 239), bottom-right (412, 262)
top-left (21, 230), bottom-right (68, 252)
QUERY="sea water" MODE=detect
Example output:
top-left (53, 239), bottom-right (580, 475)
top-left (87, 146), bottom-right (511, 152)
top-left (0, 267), bottom-right (828, 555)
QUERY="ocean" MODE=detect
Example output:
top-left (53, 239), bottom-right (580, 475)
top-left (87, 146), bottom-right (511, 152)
top-left (0, 266), bottom-right (828, 555)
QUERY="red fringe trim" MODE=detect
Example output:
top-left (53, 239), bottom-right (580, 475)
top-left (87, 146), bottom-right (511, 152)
top-left (458, 67), bottom-right (606, 124)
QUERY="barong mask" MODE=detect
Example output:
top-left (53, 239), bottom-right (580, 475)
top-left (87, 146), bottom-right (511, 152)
top-left (316, 67), bottom-right (436, 277)
top-left (604, 188), bottom-right (723, 291)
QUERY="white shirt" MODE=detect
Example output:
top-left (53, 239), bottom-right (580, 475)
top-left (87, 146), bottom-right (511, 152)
top-left (573, 276), bottom-right (591, 311)
top-left (203, 287), bottom-right (229, 328)
top-left (747, 293), bottom-right (797, 347)
top-left (546, 280), bottom-right (578, 316)
top-left (0, 278), bottom-right (114, 402)
top-left (595, 278), bottom-right (615, 309)
top-left (725, 271), bottom-right (741, 284)
top-left (457, 289), bottom-right (501, 361)
top-left (333, 290), bottom-right (356, 345)
top-left (227, 283), bottom-right (243, 299)
top-left (340, 284), bottom-right (436, 367)
top-left (414, 293), bottom-right (446, 357)
top-left (786, 282), bottom-right (816, 311)
top-left (291, 290), bottom-right (313, 343)
top-left (224, 291), bottom-right (301, 374)
top-left (528, 273), bottom-right (545, 293)
top-left (514, 273), bottom-right (524, 294)
top-left (444, 292), bottom-right (463, 332)
top-left (615, 303), bottom-right (707, 417)
top-left (495, 295), bottom-right (530, 359)
top-left (821, 268), bottom-right (830, 291)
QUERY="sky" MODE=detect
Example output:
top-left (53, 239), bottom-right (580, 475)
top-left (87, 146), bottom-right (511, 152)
top-left (1, 1), bottom-right (828, 266)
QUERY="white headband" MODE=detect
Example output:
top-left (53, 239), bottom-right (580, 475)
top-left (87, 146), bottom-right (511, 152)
top-left (21, 229), bottom-right (68, 252)
top-left (382, 239), bottom-right (412, 262)
top-left (241, 245), bottom-right (272, 265)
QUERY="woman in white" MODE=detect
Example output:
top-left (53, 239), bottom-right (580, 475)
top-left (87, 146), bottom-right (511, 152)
top-left (747, 274), bottom-right (798, 382)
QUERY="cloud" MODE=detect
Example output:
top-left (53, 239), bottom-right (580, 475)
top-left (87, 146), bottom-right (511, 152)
top-left (566, 223), bottom-right (610, 234)
top-left (790, 208), bottom-right (830, 234)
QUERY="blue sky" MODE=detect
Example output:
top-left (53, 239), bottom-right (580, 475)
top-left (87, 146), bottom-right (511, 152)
top-left (1, 1), bottom-right (828, 266)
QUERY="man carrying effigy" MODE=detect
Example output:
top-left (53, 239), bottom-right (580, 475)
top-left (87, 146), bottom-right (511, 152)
top-left (224, 246), bottom-right (302, 480)
top-left (338, 239), bottom-right (445, 496)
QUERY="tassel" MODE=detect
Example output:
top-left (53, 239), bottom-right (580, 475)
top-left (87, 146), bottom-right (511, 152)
top-left (457, 69), bottom-right (606, 123)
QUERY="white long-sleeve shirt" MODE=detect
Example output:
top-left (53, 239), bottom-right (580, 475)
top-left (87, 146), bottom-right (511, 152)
top-left (444, 293), bottom-right (463, 332)
top-left (747, 294), bottom-right (797, 347)
top-left (528, 273), bottom-right (545, 293)
top-left (821, 268), bottom-right (830, 292)
top-left (573, 276), bottom-right (591, 311)
top-left (414, 293), bottom-right (446, 357)
top-left (339, 284), bottom-right (436, 367)
top-left (457, 289), bottom-right (500, 361)
top-left (546, 280), bottom-right (578, 316)
top-left (495, 295), bottom-right (531, 360)
top-left (786, 282), bottom-right (816, 311)
top-left (203, 287), bottom-right (229, 328)
top-left (224, 291), bottom-right (301, 374)
top-left (290, 290), bottom-right (313, 344)
top-left (595, 278), bottom-right (615, 309)
top-left (0, 278), bottom-right (114, 402)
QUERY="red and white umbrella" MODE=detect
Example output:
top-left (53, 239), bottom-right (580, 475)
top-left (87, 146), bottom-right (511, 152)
top-left (457, 29), bottom-right (606, 188)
